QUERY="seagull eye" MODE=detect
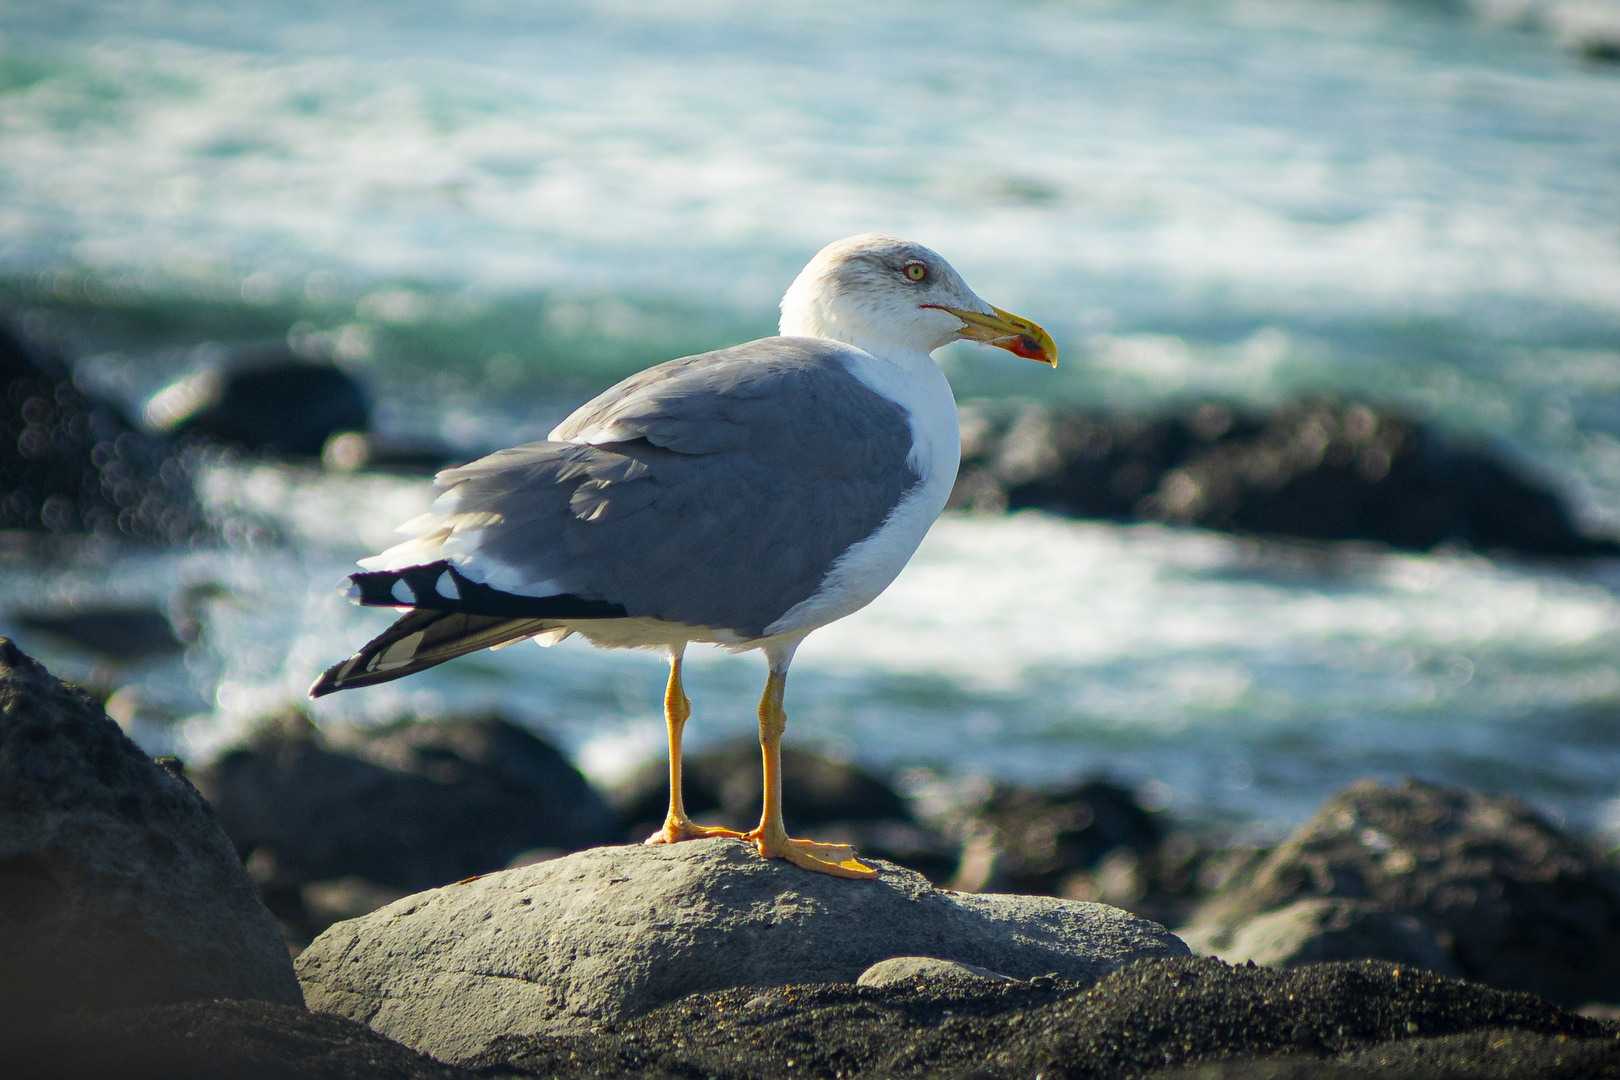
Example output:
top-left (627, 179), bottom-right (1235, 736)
top-left (903, 262), bottom-right (928, 282)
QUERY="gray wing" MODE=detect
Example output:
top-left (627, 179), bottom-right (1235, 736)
top-left (434, 337), bottom-right (920, 639)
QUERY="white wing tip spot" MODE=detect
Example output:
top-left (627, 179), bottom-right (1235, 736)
top-left (391, 578), bottom-right (415, 604)
top-left (435, 570), bottom-right (461, 600)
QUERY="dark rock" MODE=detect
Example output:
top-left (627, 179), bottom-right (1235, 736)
top-left (10, 582), bottom-right (228, 665)
top-left (0, 638), bottom-right (301, 1030)
top-left (10, 582), bottom-right (228, 667)
top-left (296, 838), bottom-right (1188, 1061)
top-left (952, 400), bottom-right (1619, 558)
top-left (12, 999), bottom-right (475, 1080)
top-left (298, 875), bottom-right (409, 932)
top-left (320, 430), bottom-right (458, 474)
top-left (144, 343), bottom-right (371, 457)
top-left (1576, 37), bottom-right (1620, 65)
top-left (811, 816), bottom-right (964, 885)
top-left (612, 742), bottom-right (911, 834)
top-left (610, 741), bottom-right (963, 874)
top-left (24, 962), bottom-right (1612, 1080)
top-left (0, 322), bottom-right (207, 543)
top-left (613, 743), bottom-right (959, 881)
top-left (467, 956), bottom-right (1619, 1080)
top-left (945, 778), bottom-right (1167, 895)
top-left (1153, 1029), bottom-right (1620, 1078)
top-left (1181, 898), bottom-right (1460, 977)
top-left (13, 607), bottom-right (186, 661)
top-left (193, 711), bottom-right (619, 944)
top-left (1182, 778), bottom-right (1620, 1006)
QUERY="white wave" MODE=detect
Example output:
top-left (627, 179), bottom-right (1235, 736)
top-left (2, 0), bottom-right (1618, 328)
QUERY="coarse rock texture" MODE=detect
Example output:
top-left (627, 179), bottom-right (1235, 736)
top-left (950, 400), bottom-right (1618, 557)
top-left (469, 957), bottom-right (1620, 1080)
top-left (18, 960), bottom-right (1616, 1080)
top-left (296, 838), bottom-right (1187, 1063)
top-left (1151, 1030), bottom-right (1620, 1078)
top-left (0, 321), bottom-right (207, 543)
top-left (193, 710), bottom-right (618, 945)
top-left (609, 743), bottom-right (958, 881)
top-left (0, 638), bottom-right (301, 1028)
top-left (1181, 778), bottom-right (1620, 1006)
top-left (1181, 899), bottom-right (1460, 977)
top-left (11, 999), bottom-right (475, 1080)
top-left (857, 955), bottom-right (1013, 986)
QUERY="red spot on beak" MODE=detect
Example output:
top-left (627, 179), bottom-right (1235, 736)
top-left (1006, 336), bottom-right (1046, 360)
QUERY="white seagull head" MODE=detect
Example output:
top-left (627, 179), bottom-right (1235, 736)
top-left (778, 233), bottom-right (1056, 366)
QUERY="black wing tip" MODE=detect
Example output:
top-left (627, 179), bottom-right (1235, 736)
top-left (308, 655), bottom-right (361, 698)
top-left (349, 562), bottom-right (629, 620)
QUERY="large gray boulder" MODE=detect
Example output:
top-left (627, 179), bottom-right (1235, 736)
top-left (0, 638), bottom-right (302, 1027)
top-left (297, 837), bottom-right (1186, 1063)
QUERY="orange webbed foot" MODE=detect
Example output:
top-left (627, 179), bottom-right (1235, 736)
top-left (644, 817), bottom-right (746, 845)
top-left (746, 829), bottom-right (878, 879)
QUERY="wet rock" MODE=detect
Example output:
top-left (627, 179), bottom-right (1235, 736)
top-left (12, 999), bottom-right (475, 1080)
top-left (1182, 898), bottom-right (1460, 976)
top-left (612, 743), bottom-right (911, 834)
top-left (611, 743), bottom-right (958, 880)
top-left (296, 838), bottom-right (1188, 1062)
top-left (856, 955), bottom-right (1013, 987)
top-left (193, 711), bottom-right (618, 945)
top-left (144, 343), bottom-right (371, 457)
top-left (1575, 36), bottom-right (1620, 65)
top-left (320, 430), bottom-right (458, 474)
top-left (944, 778), bottom-right (1166, 894)
top-left (469, 956), bottom-right (1619, 1080)
top-left (0, 638), bottom-right (301, 1030)
top-left (0, 322), bottom-right (206, 543)
top-left (299, 876), bottom-right (409, 933)
top-left (1181, 778), bottom-right (1620, 1006)
top-left (8, 582), bottom-right (227, 666)
top-left (951, 400), bottom-right (1618, 558)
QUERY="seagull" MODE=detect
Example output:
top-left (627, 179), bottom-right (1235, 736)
top-left (309, 234), bottom-right (1055, 878)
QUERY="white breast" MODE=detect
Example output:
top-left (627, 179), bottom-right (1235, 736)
top-left (763, 346), bottom-right (959, 639)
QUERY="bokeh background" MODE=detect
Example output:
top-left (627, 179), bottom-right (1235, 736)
top-left (3, 0), bottom-right (1620, 842)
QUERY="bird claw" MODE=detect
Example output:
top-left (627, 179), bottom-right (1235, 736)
top-left (644, 817), bottom-right (746, 845)
top-left (748, 831), bottom-right (878, 879)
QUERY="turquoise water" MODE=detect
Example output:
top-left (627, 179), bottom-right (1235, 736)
top-left (3, 0), bottom-right (1620, 838)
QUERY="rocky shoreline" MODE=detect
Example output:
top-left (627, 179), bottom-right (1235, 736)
top-left (5, 637), bottom-right (1620, 1078)
top-left (6, 317), bottom-right (1617, 560)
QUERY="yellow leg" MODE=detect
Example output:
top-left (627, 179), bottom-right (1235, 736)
top-left (743, 668), bottom-right (877, 879)
top-left (645, 649), bottom-right (744, 845)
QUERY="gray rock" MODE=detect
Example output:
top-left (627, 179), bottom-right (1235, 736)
top-left (195, 711), bottom-right (619, 895)
top-left (0, 638), bottom-right (302, 1027)
top-left (194, 710), bottom-right (619, 948)
top-left (1183, 778), bottom-right (1620, 1005)
top-left (297, 837), bottom-right (1186, 1063)
top-left (856, 955), bottom-right (1012, 986)
top-left (1185, 898), bottom-right (1459, 976)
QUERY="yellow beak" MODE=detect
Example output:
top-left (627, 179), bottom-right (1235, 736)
top-left (926, 303), bottom-right (1058, 366)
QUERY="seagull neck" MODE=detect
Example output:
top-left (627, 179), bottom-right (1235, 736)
top-left (813, 332), bottom-right (938, 375)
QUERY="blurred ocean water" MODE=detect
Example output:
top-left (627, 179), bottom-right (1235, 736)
top-left (2, 0), bottom-right (1620, 836)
